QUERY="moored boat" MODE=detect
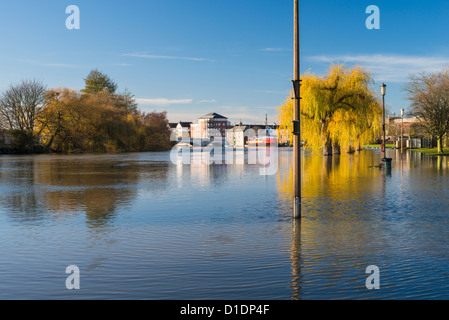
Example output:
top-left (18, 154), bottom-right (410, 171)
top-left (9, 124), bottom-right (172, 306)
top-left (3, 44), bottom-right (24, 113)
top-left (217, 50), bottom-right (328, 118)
top-left (246, 136), bottom-right (277, 147)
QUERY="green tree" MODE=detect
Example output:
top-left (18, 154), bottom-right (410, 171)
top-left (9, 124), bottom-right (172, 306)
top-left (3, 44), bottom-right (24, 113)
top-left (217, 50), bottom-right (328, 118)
top-left (405, 68), bottom-right (449, 154)
top-left (113, 88), bottom-right (138, 114)
top-left (81, 69), bottom-right (117, 95)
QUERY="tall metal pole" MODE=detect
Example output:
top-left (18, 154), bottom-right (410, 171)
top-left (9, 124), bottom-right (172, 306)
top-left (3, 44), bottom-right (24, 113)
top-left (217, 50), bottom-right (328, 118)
top-left (382, 94), bottom-right (386, 160)
top-left (293, 0), bottom-right (301, 218)
top-left (401, 109), bottom-right (404, 154)
top-left (380, 83), bottom-right (386, 160)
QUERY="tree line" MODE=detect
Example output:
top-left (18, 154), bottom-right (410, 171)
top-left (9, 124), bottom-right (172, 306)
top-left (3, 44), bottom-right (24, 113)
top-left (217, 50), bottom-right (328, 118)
top-left (277, 63), bottom-right (449, 155)
top-left (405, 68), bottom-right (449, 154)
top-left (0, 69), bottom-right (172, 153)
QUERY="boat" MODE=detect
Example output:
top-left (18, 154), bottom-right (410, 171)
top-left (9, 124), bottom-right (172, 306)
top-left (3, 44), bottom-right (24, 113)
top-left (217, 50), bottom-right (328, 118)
top-left (246, 136), bottom-right (277, 147)
top-left (246, 125), bottom-right (278, 147)
top-left (174, 142), bottom-right (192, 148)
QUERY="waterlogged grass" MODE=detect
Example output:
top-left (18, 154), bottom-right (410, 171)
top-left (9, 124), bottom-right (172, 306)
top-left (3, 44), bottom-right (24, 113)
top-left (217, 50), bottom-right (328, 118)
top-left (363, 144), bottom-right (449, 156)
top-left (364, 144), bottom-right (395, 149)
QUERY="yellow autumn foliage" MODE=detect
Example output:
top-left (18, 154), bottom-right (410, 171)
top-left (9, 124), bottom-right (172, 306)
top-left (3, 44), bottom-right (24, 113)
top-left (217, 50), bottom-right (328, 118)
top-left (277, 64), bottom-right (382, 154)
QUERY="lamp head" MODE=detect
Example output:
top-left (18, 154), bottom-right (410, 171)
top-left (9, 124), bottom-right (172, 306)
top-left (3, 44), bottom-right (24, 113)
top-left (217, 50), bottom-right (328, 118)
top-left (380, 83), bottom-right (387, 96)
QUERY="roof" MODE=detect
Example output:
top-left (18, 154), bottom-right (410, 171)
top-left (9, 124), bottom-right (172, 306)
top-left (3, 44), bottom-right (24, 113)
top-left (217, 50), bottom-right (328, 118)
top-left (228, 124), bottom-right (279, 131)
top-left (199, 112), bottom-right (228, 119)
top-left (229, 125), bottom-right (247, 132)
top-left (241, 124), bottom-right (279, 129)
top-left (178, 122), bottom-right (192, 128)
top-left (169, 122), bottom-right (192, 129)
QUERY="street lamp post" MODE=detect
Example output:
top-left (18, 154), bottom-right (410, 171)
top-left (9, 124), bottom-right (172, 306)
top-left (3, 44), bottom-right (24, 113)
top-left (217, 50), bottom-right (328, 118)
top-left (381, 83), bottom-right (387, 159)
top-left (401, 108), bottom-right (404, 154)
top-left (292, 0), bottom-right (301, 219)
top-left (380, 83), bottom-right (392, 169)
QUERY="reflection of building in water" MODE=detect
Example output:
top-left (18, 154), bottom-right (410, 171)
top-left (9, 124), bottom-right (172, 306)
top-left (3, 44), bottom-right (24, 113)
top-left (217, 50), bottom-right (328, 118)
top-left (174, 159), bottom-right (234, 190)
top-left (223, 147), bottom-right (246, 166)
top-left (175, 161), bottom-right (184, 188)
top-left (190, 162), bottom-right (211, 188)
top-left (276, 150), bottom-right (294, 203)
top-left (189, 158), bottom-right (229, 189)
top-left (395, 149), bottom-right (447, 175)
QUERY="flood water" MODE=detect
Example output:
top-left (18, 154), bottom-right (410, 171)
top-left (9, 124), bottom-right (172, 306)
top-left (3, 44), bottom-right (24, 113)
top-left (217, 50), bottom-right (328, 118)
top-left (1, 148), bottom-right (449, 299)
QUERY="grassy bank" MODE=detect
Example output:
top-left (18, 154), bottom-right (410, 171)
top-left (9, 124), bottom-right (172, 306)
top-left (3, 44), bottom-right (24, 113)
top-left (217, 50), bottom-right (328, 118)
top-left (364, 144), bottom-right (396, 149)
top-left (363, 144), bottom-right (449, 156)
top-left (409, 147), bottom-right (449, 156)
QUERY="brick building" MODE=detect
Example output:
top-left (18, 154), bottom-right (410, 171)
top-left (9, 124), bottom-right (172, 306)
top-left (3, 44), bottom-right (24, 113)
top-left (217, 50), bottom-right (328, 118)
top-left (190, 113), bottom-right (231, 139)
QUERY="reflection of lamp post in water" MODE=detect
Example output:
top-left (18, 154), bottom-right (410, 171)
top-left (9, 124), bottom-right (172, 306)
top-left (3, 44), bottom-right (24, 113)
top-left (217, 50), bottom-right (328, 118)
top-left (380, 83), bottom-right (392, 170)
top-left (290, 219), bottom-right (302, 299)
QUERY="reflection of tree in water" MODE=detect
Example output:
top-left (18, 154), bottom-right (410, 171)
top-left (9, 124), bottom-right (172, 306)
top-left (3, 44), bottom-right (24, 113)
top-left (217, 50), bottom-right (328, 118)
top-left (1, 156), bottom-right (170, 228)
top-left (75, 188), bottom-right (123, 229)
top-left (276, 150), bottom-right (387, 299)
top-left (0, 158), bottom-right (44, 223)
top-left (277, 150), bottom-right (380, 215)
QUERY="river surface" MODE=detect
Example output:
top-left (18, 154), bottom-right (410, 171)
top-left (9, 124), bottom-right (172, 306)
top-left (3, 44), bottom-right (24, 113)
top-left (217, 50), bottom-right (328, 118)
top-left (0, 148), bottom-right (449, 299)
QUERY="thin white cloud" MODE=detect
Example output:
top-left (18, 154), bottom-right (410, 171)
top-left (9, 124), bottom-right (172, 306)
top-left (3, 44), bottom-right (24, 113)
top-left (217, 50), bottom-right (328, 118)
top-left (112, 63), bottom-right (133, 67)
top-left (214, 105), bottom-right (277, 124)
top-left (254, 89), bottom-right (287, 94)
top-left (218, 105), bottom-right (275, 111)
top-left (198, 99), bottom-right (217, 103)
top-left (136, 98), bottom-right (193, 107)
top-left (308, 54), bottom-right (449, 82)
top-left (166, 112), bottom-right (197, 123)
top-left (123, 53), bottom-right (212, 62)
top-left (226, 112), bottom-right (276, 124)
top-left (163, 106), bottom-right (277, 124)
top-left (261, 48), bottom-right (289, 52)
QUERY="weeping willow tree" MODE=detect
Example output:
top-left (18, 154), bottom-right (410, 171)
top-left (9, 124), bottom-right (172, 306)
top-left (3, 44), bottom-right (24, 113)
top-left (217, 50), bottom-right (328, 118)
top-left (277, 64), bottom-right (382, 155)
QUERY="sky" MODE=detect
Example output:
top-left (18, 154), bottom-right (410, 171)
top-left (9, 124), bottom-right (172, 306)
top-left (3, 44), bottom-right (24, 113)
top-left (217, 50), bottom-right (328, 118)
top-left (1, 0), bottom-right (449, 124)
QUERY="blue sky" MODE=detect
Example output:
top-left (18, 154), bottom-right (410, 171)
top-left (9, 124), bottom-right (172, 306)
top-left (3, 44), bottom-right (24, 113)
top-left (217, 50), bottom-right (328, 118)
top-left (1, 1), bottom-right (449, 124)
